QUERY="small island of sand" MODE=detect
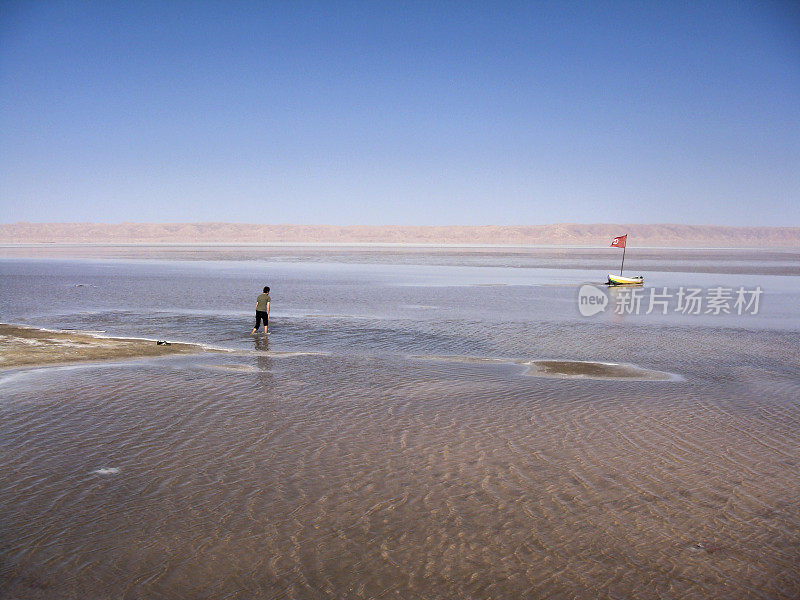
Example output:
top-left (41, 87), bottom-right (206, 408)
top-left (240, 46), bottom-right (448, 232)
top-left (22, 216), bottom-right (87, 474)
top-left (0, 324), bottom-right (208, 370)
top-left (412, 354), bottom-right (675, 381)
top-left (524, 359), bottom-right (673, 380)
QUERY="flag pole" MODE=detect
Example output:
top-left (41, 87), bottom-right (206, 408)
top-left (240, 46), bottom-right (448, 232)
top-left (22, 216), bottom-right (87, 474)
top-left (620, 234), bottom-right (626, 275)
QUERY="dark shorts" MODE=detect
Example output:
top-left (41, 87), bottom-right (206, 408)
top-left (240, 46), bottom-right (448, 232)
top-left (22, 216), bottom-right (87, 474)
top-left (254, 311), bottom-right (269, 329)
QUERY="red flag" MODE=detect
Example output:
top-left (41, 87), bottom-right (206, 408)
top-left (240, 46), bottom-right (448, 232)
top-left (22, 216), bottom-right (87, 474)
top-left (610, 235), bottom-right (627, 248)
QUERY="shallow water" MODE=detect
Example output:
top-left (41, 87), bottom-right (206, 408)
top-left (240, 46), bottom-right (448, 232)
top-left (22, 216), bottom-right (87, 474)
top-left (1, 247), bottom-right (799, 599)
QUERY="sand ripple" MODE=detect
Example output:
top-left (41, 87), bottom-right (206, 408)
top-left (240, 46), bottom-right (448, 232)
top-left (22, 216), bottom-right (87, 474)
top-left (1, 352), bottom-right (799, 599)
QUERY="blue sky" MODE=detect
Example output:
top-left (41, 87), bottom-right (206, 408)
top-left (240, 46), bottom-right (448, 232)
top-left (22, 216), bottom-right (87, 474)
top-left (1, 1), bottom-right (798, 225)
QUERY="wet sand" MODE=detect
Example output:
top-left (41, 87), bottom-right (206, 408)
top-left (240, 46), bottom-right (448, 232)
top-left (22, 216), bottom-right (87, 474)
top-left (1, 353), bottom-right (798, 599)
top-left (0, 324), bottom-right (208, 370)
top-left (412, 355), bottom-right (675, 380)
top-left (526, 359), bottom-right (673, 380)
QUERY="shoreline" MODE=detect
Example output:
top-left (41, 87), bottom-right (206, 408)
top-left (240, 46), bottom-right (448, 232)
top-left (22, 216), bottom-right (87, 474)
top-left (1, 242), bottom-right (799, 251)
top-left (0, 323), bottom-right (211, 372)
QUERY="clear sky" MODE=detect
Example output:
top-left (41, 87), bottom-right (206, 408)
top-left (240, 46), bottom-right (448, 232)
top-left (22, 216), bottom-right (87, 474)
top-left (1, 1), bottom-right (798, 226)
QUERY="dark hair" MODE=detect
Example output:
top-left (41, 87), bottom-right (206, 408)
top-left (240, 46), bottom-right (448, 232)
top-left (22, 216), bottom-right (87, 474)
top-left (263, 286), bottom-right (270, 293)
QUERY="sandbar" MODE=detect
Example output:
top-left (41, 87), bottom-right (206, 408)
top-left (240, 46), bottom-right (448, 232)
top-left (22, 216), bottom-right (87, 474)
top-left (0, 323), bottom-right (208, 370)
top-left (412, 354), bottom-right (675, 380)
top-left (525, 359), bottom-right (673, 380)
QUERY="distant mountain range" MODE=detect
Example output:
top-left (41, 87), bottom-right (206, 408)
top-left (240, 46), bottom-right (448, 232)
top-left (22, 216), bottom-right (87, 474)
top-left (2, 222), bottom-right (799, 247)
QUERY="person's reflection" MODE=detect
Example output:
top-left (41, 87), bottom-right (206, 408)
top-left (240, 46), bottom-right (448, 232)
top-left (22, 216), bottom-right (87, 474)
top-left (254, 335), bottom-right (269, 353)
top-left (253, 333), bottom-right (274, 387)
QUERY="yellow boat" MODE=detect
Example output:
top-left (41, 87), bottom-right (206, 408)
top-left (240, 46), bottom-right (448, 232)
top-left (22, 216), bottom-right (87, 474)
top-left (606, 234), bottom-right (644, 285)
top-left (607, 273), bottom-right (644, 286)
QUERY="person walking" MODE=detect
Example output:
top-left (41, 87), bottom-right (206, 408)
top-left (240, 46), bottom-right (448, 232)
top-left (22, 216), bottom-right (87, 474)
top-left (251, 286), bottom-right (270, 335)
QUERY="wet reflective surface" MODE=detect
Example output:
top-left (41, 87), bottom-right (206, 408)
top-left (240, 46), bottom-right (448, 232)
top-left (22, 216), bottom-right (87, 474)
top-left (1, 248), bottom-right (799, 598)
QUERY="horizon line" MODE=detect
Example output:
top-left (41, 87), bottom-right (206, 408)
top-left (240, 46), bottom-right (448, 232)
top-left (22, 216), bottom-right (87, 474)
top-left (3, 221), bottom-right (800, 229)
